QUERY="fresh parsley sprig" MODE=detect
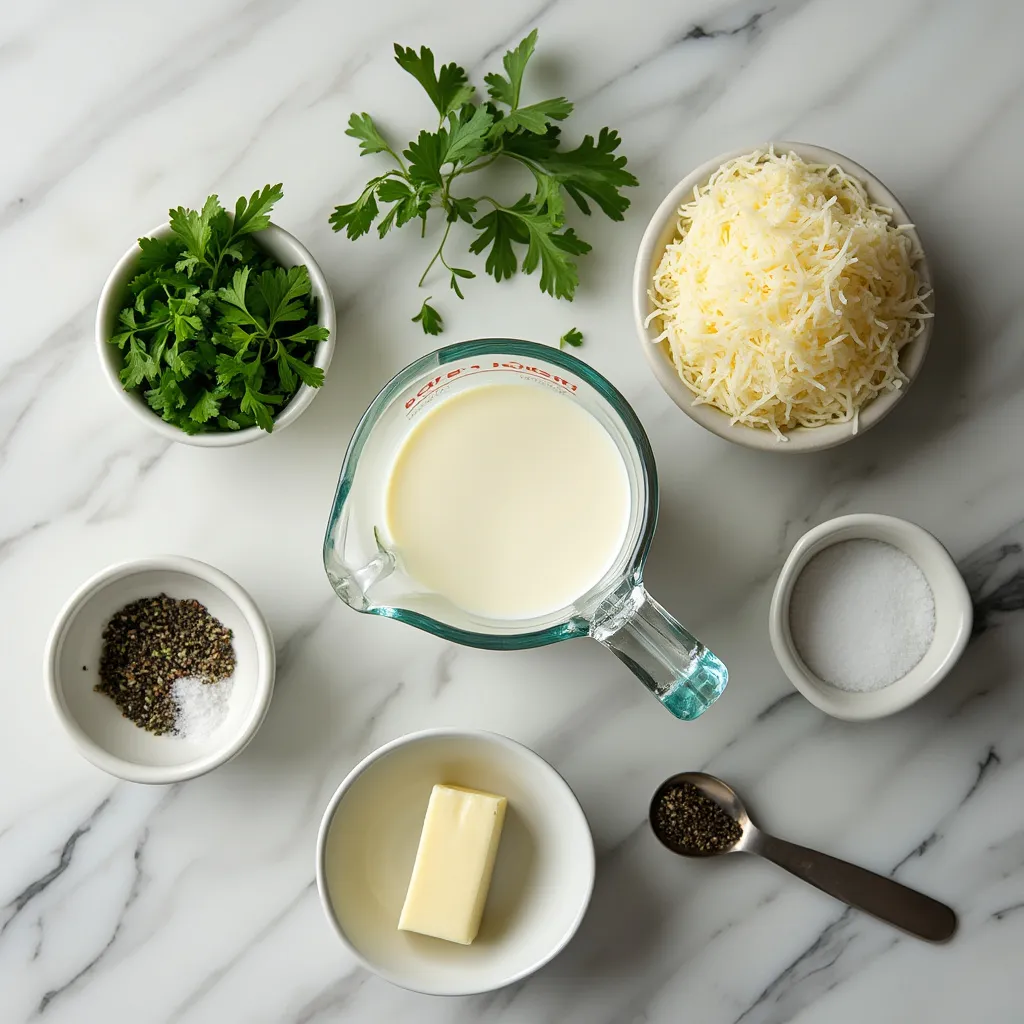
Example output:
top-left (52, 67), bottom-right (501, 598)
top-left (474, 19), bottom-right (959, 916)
top-left (111, 186), bottom-right (329, 434)
top-left (330, 30), bottom-right (638, 333)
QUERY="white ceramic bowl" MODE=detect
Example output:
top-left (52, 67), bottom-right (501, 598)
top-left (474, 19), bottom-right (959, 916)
top-left (45, 556), bottom-right (275, 783)
top-left (96, 221), bottom-right (336, 446)
top-left (632, 142), bottom-right (934, 453)
top-left (769, 514), bottom-right (972, 720)
top-left (316, 729), bottom-right (595, 996)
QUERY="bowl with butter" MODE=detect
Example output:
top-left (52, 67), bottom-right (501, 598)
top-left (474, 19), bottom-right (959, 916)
top-left (315, 728), bottom-right (595, 995)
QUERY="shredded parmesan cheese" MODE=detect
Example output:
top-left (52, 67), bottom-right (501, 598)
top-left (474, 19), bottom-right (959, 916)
top-left (647, 149), bottom-right (933, 440)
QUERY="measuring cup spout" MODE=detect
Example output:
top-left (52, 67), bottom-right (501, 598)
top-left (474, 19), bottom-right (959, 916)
top-left (590, 581), bottom-right (728, 720)
top-left (325, 526), bottom-right (396, 612)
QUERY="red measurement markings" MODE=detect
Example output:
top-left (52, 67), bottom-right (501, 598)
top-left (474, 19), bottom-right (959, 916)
top-left (405, 362), bottom-right (578, 410)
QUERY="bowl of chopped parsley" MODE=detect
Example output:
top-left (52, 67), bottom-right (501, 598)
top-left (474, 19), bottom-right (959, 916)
top-left (96, 185), bottom-right (335, 445)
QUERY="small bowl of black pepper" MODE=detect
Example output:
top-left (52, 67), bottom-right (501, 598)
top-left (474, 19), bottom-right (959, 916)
top-left (45, 556), bottom-right (275, 784)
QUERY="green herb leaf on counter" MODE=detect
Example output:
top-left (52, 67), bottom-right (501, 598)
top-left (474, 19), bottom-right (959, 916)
top-left (394, 45), bottom-right (475, 117)
top-left (330, 29), bottom-right (638, 333)
top-left (559, 327), bottom-right (583, 349)
top-left (483, 30), bottom-right (552, 117)
top-left (412, 297), bottom-right (443, 335)
top-left (110, 185), bottom-right (326, 434)
top-left (347, 113), bottom-right (393, 157)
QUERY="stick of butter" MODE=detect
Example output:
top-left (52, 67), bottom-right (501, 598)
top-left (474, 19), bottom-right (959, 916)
top-left (398, 783), bottom-right (508, 944)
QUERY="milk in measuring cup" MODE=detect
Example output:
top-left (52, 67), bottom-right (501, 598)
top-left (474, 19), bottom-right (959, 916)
top-left (385, 383), bottom-right (630, 620)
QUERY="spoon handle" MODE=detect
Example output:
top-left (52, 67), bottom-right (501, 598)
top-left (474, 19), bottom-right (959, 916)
top-left (756, 834), bottom-right (957, 943)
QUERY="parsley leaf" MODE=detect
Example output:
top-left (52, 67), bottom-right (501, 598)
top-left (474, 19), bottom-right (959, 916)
top-left (483, 30), bottom-right (572, 137)
top-left (286, 352), bottom-right (325, 387)
top-left (469, 204), bottom-right (529, 281)
top-left (146, 372), bottom-right (187, 413)
top-left (483, 29), bottom-right (537, 108)
top-left (405, 130), bottom-right (448, 187)
top-left (286, 324), bottom-right (331, 343)
top-left (346, 113), bottom-right (392, 156)
top-left (328, 178), bottom-right (385, 239)
top-left (559, 327), bottom-right (583, 349)
top-left (469, 199), bottom-right (590, 297)
top-left (216, 267), bottom-right (255, 320)
top-left (448, 196), bottom-right (478, 223)
top-left (167, 345), bottom-right (199, 377)
top-left (189, 389), bottom-right (220, 424)
top-left (444, 105), bottom-right (494, 165)
top-left (331, 30), bottom-right (637, 331)
top-left (121, 337), bottom-right (159, 389)
top-left (519, 211), bottom-right (584, 299)
top-left (233, 183), bottom-right (285, 236)
top-left (108, 186), bottom-right (328, 435)
top-left (137, 235), bottom-right (180, 271)
top-left (449, 266), bottom-right (474, 299)
top-left (169, 194), bottom-right (221, 265)
top-left (492, 97), bottom-right (573, 138)
top-left (503, 127), bottom-right (637, 220)
top-left (377, 179), bottom-right (414, 203)
top-left (241, 386), bottom-right (280, 433)
top-left (394, 45), bottom-right (475, 116)
top-left (411, 297), bottom-right (443, 335)
top-left (253, 266), bottom-right (312, 327)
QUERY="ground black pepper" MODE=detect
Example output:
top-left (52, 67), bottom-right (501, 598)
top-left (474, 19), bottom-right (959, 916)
top-left (96, 594), bottom-right (235, 735)
top-left (654, 782), bottom-right (743, 854)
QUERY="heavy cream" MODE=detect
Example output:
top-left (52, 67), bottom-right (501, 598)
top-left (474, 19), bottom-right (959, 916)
top-left (385, 383), bottom-right (630, 620)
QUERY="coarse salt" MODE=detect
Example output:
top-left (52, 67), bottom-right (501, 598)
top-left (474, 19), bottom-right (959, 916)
top-left (789, 539), bottom-right (935, 692)
top-left (171, 676), bottom-right (233, 740)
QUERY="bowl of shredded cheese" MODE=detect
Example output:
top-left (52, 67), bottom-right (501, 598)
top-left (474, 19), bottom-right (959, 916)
top-left (633, 144), bottom-right (934, 451)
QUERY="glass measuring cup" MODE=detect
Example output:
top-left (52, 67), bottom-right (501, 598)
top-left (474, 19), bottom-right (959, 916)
top-left (322, 339), bottom-right (727, 720)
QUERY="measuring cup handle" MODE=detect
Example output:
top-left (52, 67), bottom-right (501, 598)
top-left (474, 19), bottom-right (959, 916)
top-left (591, 584), bottom-right (728, 720)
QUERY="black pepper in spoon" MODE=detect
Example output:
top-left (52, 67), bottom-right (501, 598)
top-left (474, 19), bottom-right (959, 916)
top-left (653, 781), bottom-right (743, 854)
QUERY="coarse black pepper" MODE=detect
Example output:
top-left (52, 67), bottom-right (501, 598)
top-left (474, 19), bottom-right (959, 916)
top-left (96, 594), bottom-right (235, 736)
top-left (654, 781), bottom-right (743, 854)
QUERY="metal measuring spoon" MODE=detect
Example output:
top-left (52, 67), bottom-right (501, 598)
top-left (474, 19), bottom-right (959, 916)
top-left (649, 772), bottom-right (957, 943)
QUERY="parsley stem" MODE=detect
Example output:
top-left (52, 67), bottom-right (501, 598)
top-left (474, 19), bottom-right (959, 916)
top-left (208, 228), bottom-right (239, 291)
top-left (480, 195), bottom-right (512, 212)
top-left (209, 250), bottom-right (224, 291)
top-left (418, 217), bottom-right (453, 288)
top-left (385, 146), bottom-right (407, 172)
top-left (503, 152), bottom-right (555, 188)
top-left (451, 151), bottom-right (502, 179)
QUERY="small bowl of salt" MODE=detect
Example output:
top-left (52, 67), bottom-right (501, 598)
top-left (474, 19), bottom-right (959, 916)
top-left (45, 556), bottom-right (275, 783)
top-left (769, 514), bottom-right (972, 720)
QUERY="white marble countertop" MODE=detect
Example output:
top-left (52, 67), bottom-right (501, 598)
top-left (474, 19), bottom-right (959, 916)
top-left (3, 0), bottom-right (1023, 1020)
